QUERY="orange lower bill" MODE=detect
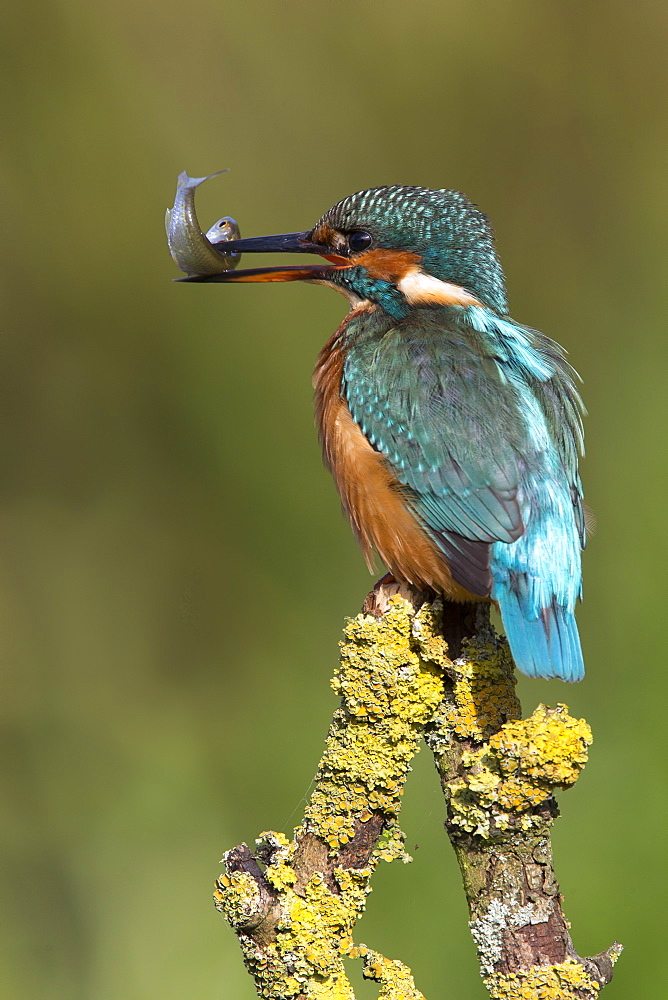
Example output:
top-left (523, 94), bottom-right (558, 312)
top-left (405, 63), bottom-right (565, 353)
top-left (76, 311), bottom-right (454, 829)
top-left (177, 262), bottom-right (350, 283)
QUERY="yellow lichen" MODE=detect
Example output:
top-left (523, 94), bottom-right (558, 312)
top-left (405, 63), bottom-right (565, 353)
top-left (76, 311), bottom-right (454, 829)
top-left (432, 632), bottom-right (522, 744)
top-left (257, 830), bottom-right (291, 852)
top-left (214, 862), bottom-right (363, 997)
top-left (361, 947), bottom-right (426, 1000)
top-left (448, 704), bottom-right (592, 836)
top-left (265, 861), bottom-right (296, 891)
top-left (490, 704), bottom-right (592, 786)
top-left (372, 825), bottom-right (412, 865)
top-left (484, 958), bottom-right (603, 999)
top-left (213, 870), bottom-right (261, 931)
top-left (302, 598), bottom-right (445, 851)
top-left (270, 868), bottom-right (371, 997)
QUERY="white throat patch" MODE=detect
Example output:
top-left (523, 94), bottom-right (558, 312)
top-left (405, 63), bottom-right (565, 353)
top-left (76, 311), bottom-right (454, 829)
top-left (397, 267), bottom-right (481, 308)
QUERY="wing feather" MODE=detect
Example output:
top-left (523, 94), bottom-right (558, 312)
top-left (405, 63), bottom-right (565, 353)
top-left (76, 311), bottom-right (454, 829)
top-left (343, 312), bottom-right (530, 593)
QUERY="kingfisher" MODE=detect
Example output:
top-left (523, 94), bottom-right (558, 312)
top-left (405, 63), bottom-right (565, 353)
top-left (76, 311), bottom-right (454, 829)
top-left (184, 186), bottom-right (586, 681)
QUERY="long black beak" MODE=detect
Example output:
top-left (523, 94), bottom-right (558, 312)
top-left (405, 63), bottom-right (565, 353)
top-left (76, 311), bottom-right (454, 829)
top-left (178, 230), bottom-right (350, 283)
top-left (208, 231), bottom-right (326, 255)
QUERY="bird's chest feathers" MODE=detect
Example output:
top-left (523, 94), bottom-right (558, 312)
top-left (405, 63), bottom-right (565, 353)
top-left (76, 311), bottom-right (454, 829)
top-left (312, 309), bottom-right (384, 519)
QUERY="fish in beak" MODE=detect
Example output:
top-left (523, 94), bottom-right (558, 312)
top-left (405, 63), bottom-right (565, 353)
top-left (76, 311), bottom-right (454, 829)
top-left (176, 231), bottom-right (351, 283)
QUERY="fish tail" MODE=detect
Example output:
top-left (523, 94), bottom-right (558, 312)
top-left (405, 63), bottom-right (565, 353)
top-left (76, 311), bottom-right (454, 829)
top-left (177, 168), bottom-right (230, 190)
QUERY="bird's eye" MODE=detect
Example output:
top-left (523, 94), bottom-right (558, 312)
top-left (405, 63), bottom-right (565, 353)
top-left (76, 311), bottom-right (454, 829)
top-left (347, 231), bottom-right (373, 254)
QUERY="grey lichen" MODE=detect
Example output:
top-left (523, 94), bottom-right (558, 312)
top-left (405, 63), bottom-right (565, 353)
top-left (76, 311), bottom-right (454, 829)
top-left (469, 897), bottom-right (536, 975)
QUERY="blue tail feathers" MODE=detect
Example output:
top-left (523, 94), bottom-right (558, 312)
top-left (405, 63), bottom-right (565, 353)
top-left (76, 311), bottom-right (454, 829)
top-left (496, 587), bottom-right (585, 682)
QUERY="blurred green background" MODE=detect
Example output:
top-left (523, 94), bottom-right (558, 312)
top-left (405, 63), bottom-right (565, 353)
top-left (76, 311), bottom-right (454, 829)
top-left (1, 2), bottom-right (666, 997)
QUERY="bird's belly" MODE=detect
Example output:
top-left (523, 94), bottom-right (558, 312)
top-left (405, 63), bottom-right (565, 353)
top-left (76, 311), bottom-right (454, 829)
top-left (314, 330), bottom-right (480, 602)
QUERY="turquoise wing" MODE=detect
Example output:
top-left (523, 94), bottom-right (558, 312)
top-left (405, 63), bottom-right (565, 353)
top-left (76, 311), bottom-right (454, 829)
top-left (342, 312), bottom-right (530, 595)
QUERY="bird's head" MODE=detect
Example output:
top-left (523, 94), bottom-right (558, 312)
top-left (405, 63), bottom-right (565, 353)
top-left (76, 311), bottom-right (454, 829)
top-left (184, 185), bottom-right (508, 317)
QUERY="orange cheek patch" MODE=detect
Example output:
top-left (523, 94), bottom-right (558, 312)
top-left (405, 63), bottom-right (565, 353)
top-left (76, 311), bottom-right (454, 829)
top-left (351, 248), bottom-right (422, 282)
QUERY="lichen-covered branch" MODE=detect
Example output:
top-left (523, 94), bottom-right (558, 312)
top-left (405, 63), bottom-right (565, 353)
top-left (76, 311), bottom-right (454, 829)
top-left (214, 584), bottom-right (443, 999)
top-left (214, 584), bottom-right (620, 999)
top-left (425, 602), bottom-right (622, 998)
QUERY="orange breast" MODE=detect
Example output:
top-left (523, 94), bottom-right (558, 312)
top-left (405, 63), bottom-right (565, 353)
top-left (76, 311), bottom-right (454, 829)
top-left (313, 310), bottom-right (481, 602)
